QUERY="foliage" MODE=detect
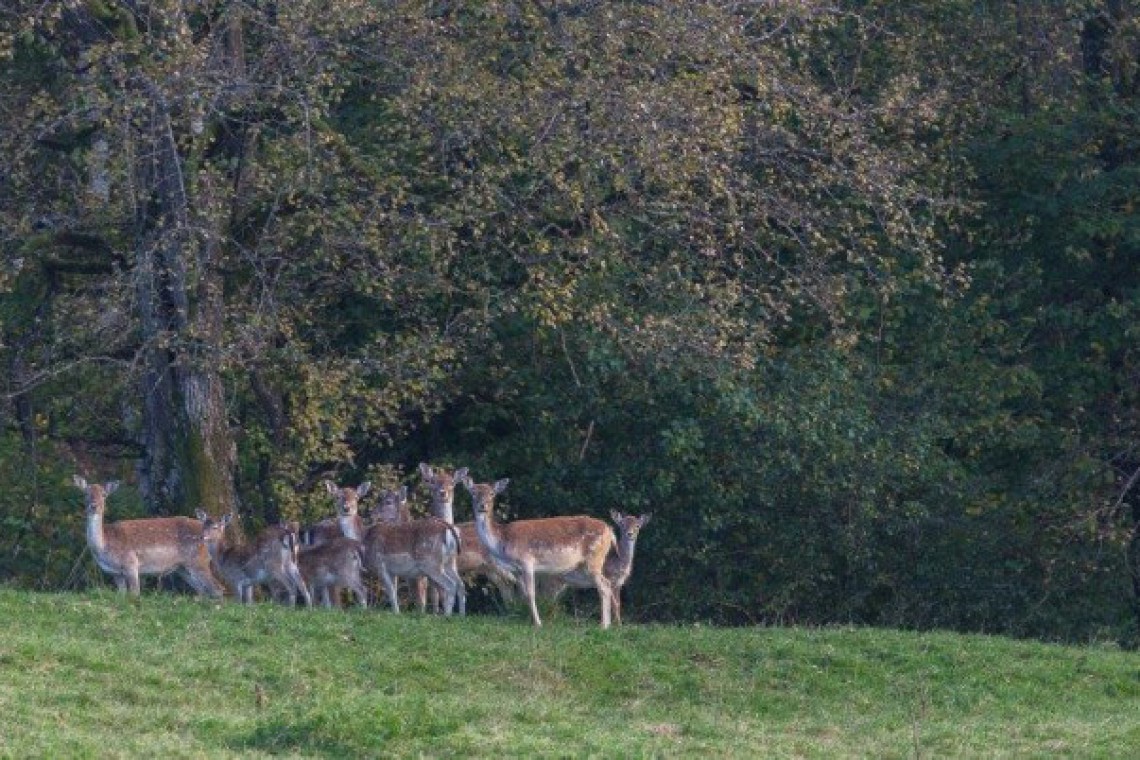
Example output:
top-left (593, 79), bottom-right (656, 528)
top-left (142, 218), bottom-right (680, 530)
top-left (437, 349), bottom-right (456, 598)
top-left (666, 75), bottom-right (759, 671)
top-left (0, 1), bottom-right (1139, 641)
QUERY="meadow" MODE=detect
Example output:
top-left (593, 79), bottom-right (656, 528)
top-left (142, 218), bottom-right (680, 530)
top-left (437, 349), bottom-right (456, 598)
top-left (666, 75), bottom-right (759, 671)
top-left (1, 590), bottom-right (1138, 758)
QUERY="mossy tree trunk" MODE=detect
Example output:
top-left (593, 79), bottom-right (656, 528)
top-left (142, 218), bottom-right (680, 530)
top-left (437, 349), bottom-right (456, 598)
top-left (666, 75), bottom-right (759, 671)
top-left (134, 99), bottom-right (236, 520)
top-left (130, 10), bottom-right (245, 521)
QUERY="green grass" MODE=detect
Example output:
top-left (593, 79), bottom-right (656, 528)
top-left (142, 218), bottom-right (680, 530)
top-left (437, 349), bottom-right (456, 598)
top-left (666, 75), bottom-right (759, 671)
top-left (0, 590), bottom-right (1138, 758)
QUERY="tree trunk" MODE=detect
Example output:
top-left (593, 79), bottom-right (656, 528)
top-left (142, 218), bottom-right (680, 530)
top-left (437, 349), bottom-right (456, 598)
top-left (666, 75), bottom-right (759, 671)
top-left (134, 91), bottom-right (237, 521)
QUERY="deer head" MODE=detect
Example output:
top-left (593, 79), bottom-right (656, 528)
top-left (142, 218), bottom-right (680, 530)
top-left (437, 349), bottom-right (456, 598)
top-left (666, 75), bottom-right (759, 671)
top-left (610, 510), bottom-right (652, 541)
top-left (197, 511), bottom-right (234, 546)
top-left (74, 475), bottom-right (120, 517)
top-left (374, 485), bottom-right (410, 523)
top-left (419, 464), bottom-right (469, 520)
top-left (458, 474), bottom-right (509, 519)
top-left (324, 480), bottom-right (371, 518)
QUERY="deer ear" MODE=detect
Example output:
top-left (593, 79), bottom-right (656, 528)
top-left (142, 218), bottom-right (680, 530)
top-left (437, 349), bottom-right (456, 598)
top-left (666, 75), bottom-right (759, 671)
top-left (222, 512), bottom-right (235, 527)
top-left (419, 463), bottom-right (433, 479)
top-left (454, 467), bottom-right (469, 481)
top-left (104, 481), bottom-right (120, 496)
top-left (610, 509), bottom-right (623, 523)
top-left (640, 513), bottom-right (652, 527)
top-left (73, 475), bottom-right (89, 491)
top-left (493, 478), bottom-right (510, 495)
top-left (357, 481), bottom-right (371, 497)
top-left (324, 480), bottom-right (338, 495)
top-left (195, 509), bottom-right (209, 521)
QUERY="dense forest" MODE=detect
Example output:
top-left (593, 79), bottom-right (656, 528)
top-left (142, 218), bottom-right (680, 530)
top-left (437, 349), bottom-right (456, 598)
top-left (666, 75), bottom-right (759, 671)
top-left (0, 1), bottom-right (1137, 643)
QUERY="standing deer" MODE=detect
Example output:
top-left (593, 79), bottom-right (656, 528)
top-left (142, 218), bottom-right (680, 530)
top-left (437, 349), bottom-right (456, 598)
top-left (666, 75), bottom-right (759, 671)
top-left (543, 511), bottom-right (651, 625)
top-left (297, 537), bottom-right (369, 608)
top-left (293, 480), bottom-right (372, 607)
top-left (74, 475), bottom-right (224, 598)
top-left (198, 512), bottom-right (312, 607)
top-left (337, 482), bottom-right (465, 616)
top-left (365, 484), bottom-right (433, 612)
top-left (420, 463), bottom-right (516, 610)
top-left (458, 474), bottom-right (616, 628)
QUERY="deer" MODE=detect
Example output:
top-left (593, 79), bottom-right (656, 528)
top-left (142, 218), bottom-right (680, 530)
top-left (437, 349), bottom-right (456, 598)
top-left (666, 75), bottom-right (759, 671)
top-left (366, 483), bottom-right (435, 611)
top-left (458, 474), bottom-right (616, 628)
top-left (197, 512), bottom-right (312, 607)
top-left (542, 511), bottom-right (651, 625)
top-left (297, 537), bottom-right (369, 608)
top-left (74, 475), bottom-right (224, 599)
top-left (299, 480), bottom-right (373, 547)
top-left (420, 463), bottom-right (516, 610)
top-left (323, 480), bottom-right (430, 611)
top-left (333, 482), bottom-right (465, 616)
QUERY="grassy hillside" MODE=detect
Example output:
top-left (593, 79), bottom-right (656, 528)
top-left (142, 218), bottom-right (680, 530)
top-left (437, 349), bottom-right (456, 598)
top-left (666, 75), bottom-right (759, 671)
top-left (0, 590), bottom-right (1137, 758)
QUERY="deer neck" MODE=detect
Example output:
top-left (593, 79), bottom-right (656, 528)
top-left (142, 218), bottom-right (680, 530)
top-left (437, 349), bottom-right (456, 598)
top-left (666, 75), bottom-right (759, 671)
top-left (472, 506), bottom-right (506, 558)
top-left (85, 510), bottom-right (108, 556)
top-left (204, 535), bottom-right (230, 565)
top-left (430, 494), bottom-right (455, 524)
top-left (618, 537), bottom-right (637, 565)
top-left (608, 537), bottom-right (638, 583)
top-left (338, 513), bottom-right (363, 541)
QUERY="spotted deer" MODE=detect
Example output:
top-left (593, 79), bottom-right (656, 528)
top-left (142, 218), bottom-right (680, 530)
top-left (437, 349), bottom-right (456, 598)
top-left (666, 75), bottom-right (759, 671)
top-left (198, 512), bottom-right (312, 607)
top-left (366, 484), bottom-right (433, 611)
top-left (74, 475), bottom-right (224, 598)
top-left (300, 480), bottom-right (372, 547)
top-left (341, 483), bottom-right (465, 615)
top-left (324, 481), bottom-right (430, 611)
top-left (458, 474), bottom-right (616, 628)
top-left (543, 511), bottom-right (651, 624)
top-left (297, 537), bottom-right (369, 608)
top-left (420, 463), bottom-right (516, 610)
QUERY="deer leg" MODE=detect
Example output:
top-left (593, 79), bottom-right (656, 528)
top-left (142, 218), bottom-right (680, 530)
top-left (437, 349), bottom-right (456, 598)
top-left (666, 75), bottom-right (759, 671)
top-left (193, 561), bottom-right (225, 599)
top-left (425, 569), bottom-right (455, 616)
top-left (521, 566), bottom-right (541, 627)
top-left (448, 564), bottom-right (466, 616)
top-left (380, 569), bottom-right (400, 613)
top-left (346, 556), bottom-right (367, 609)
top-left (413, 577), bottom-right (428, 613)
top-left (181, 567), bottom-right (216, 599)
top-left (289, 567), bottom-right (312, 608)
top-left (612, 588), bottom-right (622, 625)
top-left (350, 579), bottom-right (369, 609)
top-left (440, 560), bottom-right (465, 616)
top-left (178, 568), bottom-right (199, 596)
top-left (490, 570), bottom-right (516, 606)
top-left (593, 574), bottom-right (613, 629)
top-left (112, 575), bottom-right (128, 593)
top-left (277, 579), bottom-right (296, 607)
top-left (127, 564), bottom-right (142, 596)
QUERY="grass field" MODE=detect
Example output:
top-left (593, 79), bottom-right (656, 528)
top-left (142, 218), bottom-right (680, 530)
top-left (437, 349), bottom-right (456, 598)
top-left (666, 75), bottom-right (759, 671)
top-left (0, 589), bottom-right (1138, 758)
